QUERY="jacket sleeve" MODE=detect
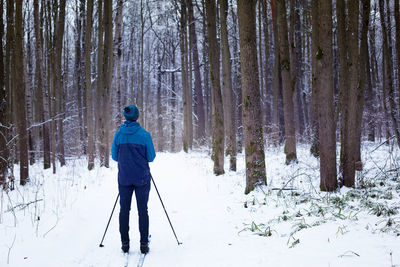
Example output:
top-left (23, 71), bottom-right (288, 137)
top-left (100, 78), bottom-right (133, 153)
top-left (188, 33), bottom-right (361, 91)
top-left (146, 133), bottom-right (156, 162)
top-left (111, 131), bottom-right (120, 162)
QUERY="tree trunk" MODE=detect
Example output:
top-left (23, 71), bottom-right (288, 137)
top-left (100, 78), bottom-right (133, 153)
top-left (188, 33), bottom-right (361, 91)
top-left (114, 0), bottom-right (124, 127)
top-left (205, 0), bottom-right (225, 175)
top-left (220, 0), bottom-right (237, 171)
top-left (379, 0), bottom-right (400, 148)
top-left (337, 0), bottom-right (347, 179)
top-left (310, 0), bottom-right (320, 158)
top-left (186, 12), bottom-right (193, 150)
top-left (101, 0), bottom-right (113, 167)
top-left (315, 0), bottom-right (337, 191)
top-left (75, 0), bottom-right (85, 156)
top-left (25, 10), bottom-right (35, 166)
top-left (15, 0), bottom-right (29, 185)
top-left (277, 0), bottom-right (297, 164)
top-left (339, 0), bottom-right (360, 187)
top-left (202, 0), bottom-right (212, 142)
top-left (356, 0), bottom-right (370, 161)
top-left (396, 0), bottom-right (400, 119)
top-left (180, 0), bottom-right (190, 152)
top-left (54, 0), bottom-right (66, 166)
top-left (258, 1), bottom-right (264, 128)
top-left (271, 0), bottom-right (281, 146)
top-left (171, 47), bottom-right (177, 152)
top-left (85, 0), bottom-right (94, 170)
top-left (0, 0), bottom-right (7, 187)
top-left (366, 5), bottom-right (377, 142)
top-left (188, 0), bottom-right (206, 145)
top-left (97, 0), bottom-right (105, 165)
top-left (5, 0), bottom-right (15, 187)
top-left (157, 47), bottom-right (163, 151)
top-left (237, 0), bottom-right (266, 194)
top-left (138, 0), bottom-right (145, 125)
top-left (34, 0), bottom-right (50, 170)
top-left (45, 0), bottom-right (56, 174)
top-left (289, 0), bottom-right (298, 133)
top-left (294, 0), bottom-right (305, 137)
top-left (230, 0), bottom-right (242, 152)
top-left (261, 0), bottom-right (271, 135)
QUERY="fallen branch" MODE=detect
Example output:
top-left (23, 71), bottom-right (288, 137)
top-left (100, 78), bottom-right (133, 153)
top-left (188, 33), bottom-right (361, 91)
top-left (6, 199), bottom-right (43, 213)
top-left (338, 250), bottom-right (360, 258)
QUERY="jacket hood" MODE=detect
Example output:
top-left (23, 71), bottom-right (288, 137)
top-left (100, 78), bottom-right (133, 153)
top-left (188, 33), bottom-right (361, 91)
top-left (119, 121), bottom-right (141, 135)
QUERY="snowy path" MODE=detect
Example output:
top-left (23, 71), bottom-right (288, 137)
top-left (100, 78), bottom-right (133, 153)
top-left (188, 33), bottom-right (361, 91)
top-left (1, 149), bottom-right (400, 266)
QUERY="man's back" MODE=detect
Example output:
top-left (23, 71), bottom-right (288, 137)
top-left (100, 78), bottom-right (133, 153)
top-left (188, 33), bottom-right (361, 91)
top-left (112, 120), bottom-right (155, 186)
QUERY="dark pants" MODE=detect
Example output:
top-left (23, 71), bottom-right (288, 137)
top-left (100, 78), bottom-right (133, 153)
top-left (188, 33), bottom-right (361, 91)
top-left (118, 181), bottom-right (150, 244)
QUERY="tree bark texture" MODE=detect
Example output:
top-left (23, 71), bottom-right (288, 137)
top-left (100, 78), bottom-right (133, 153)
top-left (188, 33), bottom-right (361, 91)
top-left (396, 0), bottom-right (400, 119)
top-left (54, 0), bottom-right (66, 167)
top-left (356, 0), bottom-right (370, 162)
top-left (314, 0), bottom-right (337, 191)
top-left (271, 0), bottom-right (281, 146)
top-left (310, 0), bottom-right (320, 158)
top-left (261, 0), bottom-right (272, 134)
top-left (339, 0), bottom-right (360, 187)
top-left (0, 0), bottom-right (7, 187)
top-left (97, 0), bottom-right (105, 165)
top-left (294, 0), bottom-right (305, 137)
top-left (276, 0), bottom-right (297, 164)
top-left (114, 0), bottom-right (124, 128)
top-left (379, 0), bottom-right (400, 148)
top-left (205, 0), bottom-right (225, 175)
top-left (101, 0), bottom-right (113, 167)
top-left (220, 0), bottom-right (237, 171)
top-left (75, 0), bottom-right (85, 156)
top-left (34, 0), bottom-right (50, 170)
top-left (15, 0), bottom-right (29, 184)
top-left (188, 0), bottom-right (206, 145)
top-left (85, 0), bottom-right (94, 170)
top-left (157, 48), bottom-right (163, 151)
top-left (45, 0), bottom-right (56, 174)
top-left (237, 0), bottom-right (266, 194)
top-left (230, 0), bottom-right (242, 152)
top-left (180, 0), bottom-right (190, 152)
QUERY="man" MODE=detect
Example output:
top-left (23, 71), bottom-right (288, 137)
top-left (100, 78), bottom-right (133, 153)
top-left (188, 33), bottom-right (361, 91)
top-left (111, 105), bottom-right (156, 254)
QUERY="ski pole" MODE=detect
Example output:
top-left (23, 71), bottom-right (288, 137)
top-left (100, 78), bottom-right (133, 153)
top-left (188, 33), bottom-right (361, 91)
top-left (99, 193), bottom-right (120, 247)
top-left (151, 177), bottom-right (182, 245)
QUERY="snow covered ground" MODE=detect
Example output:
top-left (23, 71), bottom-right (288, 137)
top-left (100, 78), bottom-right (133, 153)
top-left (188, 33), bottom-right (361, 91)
top-left (1, 143), bottom-right (400, 267)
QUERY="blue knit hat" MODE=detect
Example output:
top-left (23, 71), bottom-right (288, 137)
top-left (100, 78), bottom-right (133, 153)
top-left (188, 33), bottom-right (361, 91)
top-left (123, 105), bottom-right (139, 121)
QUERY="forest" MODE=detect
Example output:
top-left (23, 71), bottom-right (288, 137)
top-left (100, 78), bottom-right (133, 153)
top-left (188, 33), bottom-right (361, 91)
top-left (1, 0), bottom-right (400, 266)
top-left (1, 0), bottom-right (398, 194)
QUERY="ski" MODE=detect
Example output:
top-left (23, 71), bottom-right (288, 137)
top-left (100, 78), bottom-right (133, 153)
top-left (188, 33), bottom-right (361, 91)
top-left (137, 253), bottom-right (146, 267)
top-left (137, 235), bottom-right (151, 267)
top-left (123, 252), bottom-right (129, 267)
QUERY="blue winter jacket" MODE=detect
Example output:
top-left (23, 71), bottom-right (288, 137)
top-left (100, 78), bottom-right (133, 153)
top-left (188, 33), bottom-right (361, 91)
top-left (111, 121), bottom-right (156, 186)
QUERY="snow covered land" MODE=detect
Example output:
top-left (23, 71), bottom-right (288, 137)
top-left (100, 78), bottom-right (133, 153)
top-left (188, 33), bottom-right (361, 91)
top-left (1, 143), bottom-right (400, 267)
